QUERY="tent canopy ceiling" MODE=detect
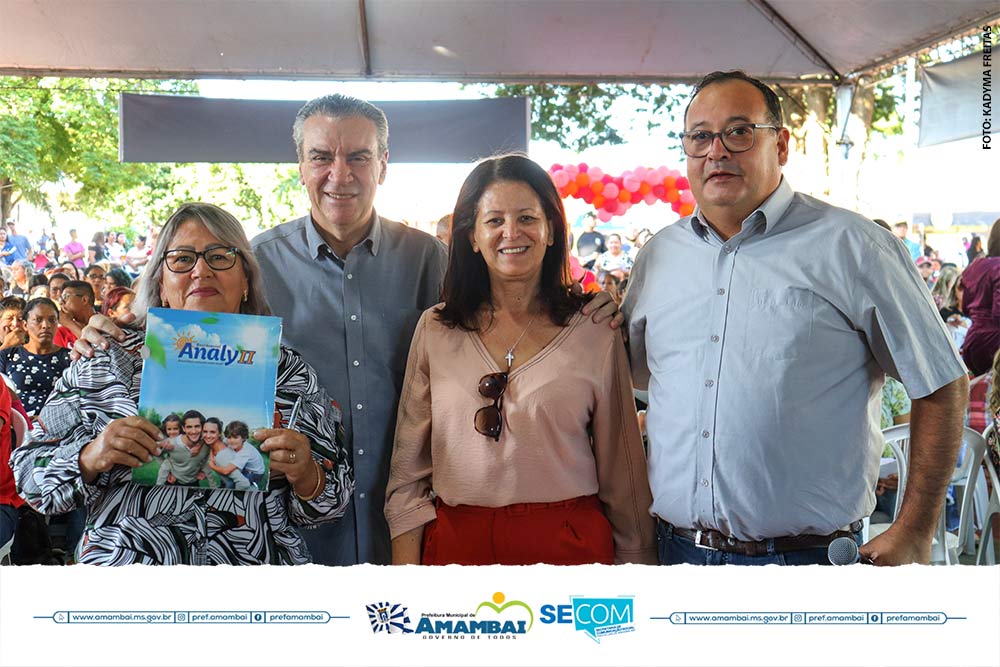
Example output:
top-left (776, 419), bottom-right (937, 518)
top-left (1, 1), bottom-right (997, 84)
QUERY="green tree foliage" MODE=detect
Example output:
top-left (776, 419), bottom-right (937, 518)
top-left (0, 76), bottom-right (196, 223)
top-left (483, 83), bottom-right (686, 152)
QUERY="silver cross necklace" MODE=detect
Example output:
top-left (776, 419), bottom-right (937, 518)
top-left (503, 314), bottom-right (536, 369)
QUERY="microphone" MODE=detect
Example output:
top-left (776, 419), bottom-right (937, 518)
top-left (827, 536), bottom-right (862, 565)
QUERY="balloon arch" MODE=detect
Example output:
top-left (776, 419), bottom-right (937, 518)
top-left (549, 163), bottom-right (695, 222)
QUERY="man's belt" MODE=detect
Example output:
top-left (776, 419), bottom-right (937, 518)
top-left (666, 521), bottom-right (863, 556)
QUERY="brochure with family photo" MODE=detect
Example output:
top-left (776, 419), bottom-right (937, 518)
top-left (134, 308), bottom-right (282, 492)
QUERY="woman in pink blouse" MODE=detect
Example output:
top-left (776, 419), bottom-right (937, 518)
top-left (385, 154), bottom-right (656, 565)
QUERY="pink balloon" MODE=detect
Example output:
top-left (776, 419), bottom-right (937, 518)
top-left (680, 191), bottom-right (695, 205)
top-left (564, 164), bottom-right (579, 176)
top-left (597, 210), bottom-right (613, 222)
top-left (578, 163), bottom-right (589, 173)
top-left (603, 183), bottom-right (620, 199)
top-left (623, 176), bottom-right (641, 193)
top-left (643, 192), bottom-right (658, 205)
top-left (550, 164), bottom-right (563, 173)
top-left (552, 170), bottom-right (570, 188)
top-left (588, 167), bottom-right (604, 181)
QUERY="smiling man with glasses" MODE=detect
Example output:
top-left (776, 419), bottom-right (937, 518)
top-left (622, 70), bottom-right (968, 566)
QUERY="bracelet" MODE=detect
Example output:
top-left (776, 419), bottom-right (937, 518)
top-left (295, 460), bottom-right (326, 502)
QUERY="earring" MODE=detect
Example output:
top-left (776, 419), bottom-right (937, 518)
top-left (242, 289), bottom-right (248, 302)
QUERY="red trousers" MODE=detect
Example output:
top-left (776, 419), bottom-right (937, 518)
top-left (421, 495), bottom-right (614, 565)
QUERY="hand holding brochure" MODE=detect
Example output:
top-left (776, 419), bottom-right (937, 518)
top-left (134, 308), bottom-right (282, 491)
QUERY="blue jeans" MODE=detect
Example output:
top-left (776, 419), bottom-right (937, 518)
top-left (656, 521), bottom-right (862, 566)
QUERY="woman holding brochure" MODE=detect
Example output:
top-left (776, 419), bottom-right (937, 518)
top-left (384, 155), bottom-right (656, 565)
top-left (11, 203), bottom-right (354, 565)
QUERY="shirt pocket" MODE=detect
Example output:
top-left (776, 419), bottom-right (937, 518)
top-left (743, 287), bottom-right (815, 361)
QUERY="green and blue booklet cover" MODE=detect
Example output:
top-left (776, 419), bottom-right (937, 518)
top-left (134, 308), bottom-right (282, 491)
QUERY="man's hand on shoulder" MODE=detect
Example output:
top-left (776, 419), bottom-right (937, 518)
top-left (581, 289), bottom-right (624, 329)
top-left (70, 312), bottom-right (134, 361)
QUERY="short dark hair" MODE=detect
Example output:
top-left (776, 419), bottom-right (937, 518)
top-left (28, 274), bottom-right (49, 289)
top-left (23, 297), bottom-right (59, 320)
top-left (63, 280), bottom-right (95, 303)
top-left (162, 414), bottom-right (182, 429)
top-left (435, 153), bottom-right (585, 331)
top-left (685, 70), bottom-right (783, 127)
top-left (182, 410), bottom-right (206, 425)
top-left (48, 272), bottom-right (71, 285)
top-left (224, 420), bottom-right (250, 440)
top-left (84, 264), bottom-right (105, 278)
top-left (106, 267), bottom-right (132, 289)
top-left (0, 295), bottom-right (25, 314)
top-left (204, 417), bottom-right (223, 432)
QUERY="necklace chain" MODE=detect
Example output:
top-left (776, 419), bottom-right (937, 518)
top-left (503, 314), bottom-right (536, 370)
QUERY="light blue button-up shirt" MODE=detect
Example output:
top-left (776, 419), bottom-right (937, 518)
top-left (253, 214), bottom-right (447, 564)
top-left (622, 178), bottom-right (965, 541)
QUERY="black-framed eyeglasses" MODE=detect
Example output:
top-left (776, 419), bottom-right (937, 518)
top-left (475, 365), bottom-right (509, 442)
top-left (681, 123), bottom-right (780, 158)
top-left (164, 246), bottom-right (240, 273)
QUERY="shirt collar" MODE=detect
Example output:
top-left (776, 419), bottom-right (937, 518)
top-left (305, 211), bottom-right (383, 260)
top-left (689, 177), bottom-right (794, 239)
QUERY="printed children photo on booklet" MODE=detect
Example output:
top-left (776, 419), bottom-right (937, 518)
top-left (134, 308), bottom-right (282, 491)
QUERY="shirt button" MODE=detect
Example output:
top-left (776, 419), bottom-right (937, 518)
top-left (702, 430), bottom-right (710, 438)
top-left (356, 403), bottom-right (363, 410)
top-left (701, 479), bottom-right (710, 487)
top-left (717, 288), bottom-right (726, 295)
top-left (723, 244), bottom-right (733, 253)
top-left (347, 273), bottom-right (353, 279)
top-left (359, 492), bottom-right (366, 499)
top-left (705, 379), bottom-right (714, 387)
top-left (357, 449), bottom-right (364, 456)
top-left (710, 335), bottom-right (720, 342)
top-left (353, 360), bottom-right (360, 367)
top-left (350, 315), bottom-right (358, 321)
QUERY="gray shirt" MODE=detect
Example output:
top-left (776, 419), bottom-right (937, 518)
top-left (253, 213), bottom-right (447, 564)
top-left (622, 178), bottom-right (966, 541)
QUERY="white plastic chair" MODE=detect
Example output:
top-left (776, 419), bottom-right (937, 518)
top-left (975, 425), bottom-right (1000, 565)
top-left (869, 424), bottom-right (986, 565)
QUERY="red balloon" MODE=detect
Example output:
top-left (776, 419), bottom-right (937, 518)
top-left (630, 192), bottom-right (642, 204)
top-left (578, 163), bottom-right (589, 173)
top-left (652, 185), bottom-right (666, 198)
top-left (676, 176), bottom-right (690, 190)
top-left (604, 200), bottom-right (619, 213)
top-left (671, 200), bottom-right (682, 212)
top-left (581, 190), bottom-right (594, 204)
top-left (551, 164), bottom-right (563, 172)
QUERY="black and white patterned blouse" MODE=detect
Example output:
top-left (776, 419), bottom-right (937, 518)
top-left (11, 327), bottom-right (354, 565)
top-left (0, 345), bottom-right (72, 416)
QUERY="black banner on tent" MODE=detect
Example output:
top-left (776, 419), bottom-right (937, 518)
top-left (119, 94), bottom-right (530, 164)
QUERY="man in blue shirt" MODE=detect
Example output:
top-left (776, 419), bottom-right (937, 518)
top-left (5, 222), bottom-right (32, 263)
